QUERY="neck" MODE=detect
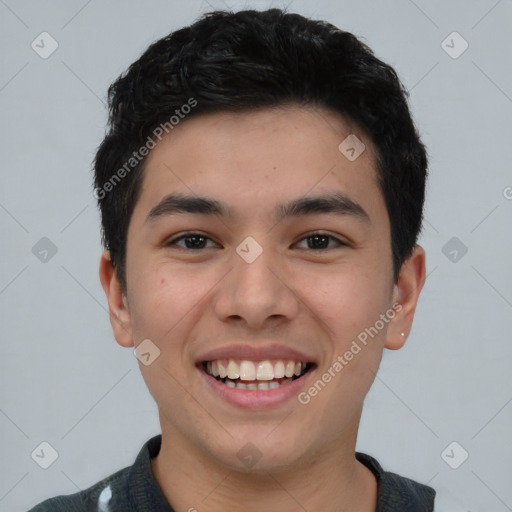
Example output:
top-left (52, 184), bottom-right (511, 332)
top-left (151, 413), bottom-right (377, 512)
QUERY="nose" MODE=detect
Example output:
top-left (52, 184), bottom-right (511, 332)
top-left (212, 240), bottom-right (300, 330)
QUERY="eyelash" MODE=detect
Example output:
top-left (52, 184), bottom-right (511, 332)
top-left (165, 231), bottom-right (347, 251)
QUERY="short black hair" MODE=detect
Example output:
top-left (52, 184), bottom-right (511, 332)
top-left (93, 8), bottom-right (428, 293)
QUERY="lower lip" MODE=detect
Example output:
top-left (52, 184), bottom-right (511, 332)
top-left (198, 366), bottom-right (314, 409)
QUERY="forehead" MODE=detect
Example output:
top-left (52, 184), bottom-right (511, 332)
top-left (134, 106), bottom-right (383, 222)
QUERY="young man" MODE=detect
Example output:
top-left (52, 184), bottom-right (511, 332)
top-left (29, 8), bottom-right (435, 512)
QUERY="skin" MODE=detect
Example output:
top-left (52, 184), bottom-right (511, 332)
top-left (100, 105), bottom-right (426, 512)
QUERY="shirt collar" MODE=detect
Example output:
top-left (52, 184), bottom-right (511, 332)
top-left (127, 434), bottom-right (174, 511)
top-left (356, 451), bottom-right (436, 511)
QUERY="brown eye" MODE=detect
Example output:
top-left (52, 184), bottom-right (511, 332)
top-left (294, 233), bottom-right (346, 250)
top-left (165, 232), bottom-right (218, 249)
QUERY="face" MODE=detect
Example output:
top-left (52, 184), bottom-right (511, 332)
top-left (101, 106), bottom-right (425, 472)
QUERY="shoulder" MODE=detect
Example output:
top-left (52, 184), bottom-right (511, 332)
top-left (356, 452), bottom-right (436, 511)
top-left (27, 435), bottom-right (164, 512)
top-left (27, 465), bottom-right (130, 512)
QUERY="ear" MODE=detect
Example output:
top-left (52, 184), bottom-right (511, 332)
top-left (385, 245), bottom-right (426, 350)
top-left (99, 250), bottom-right (134, 348)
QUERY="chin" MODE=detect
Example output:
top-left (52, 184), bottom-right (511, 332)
top-left (207, 431), bottom-right (311, 474)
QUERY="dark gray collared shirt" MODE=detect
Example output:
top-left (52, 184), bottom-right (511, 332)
top-left (28, 435), bottom-right (435, 511)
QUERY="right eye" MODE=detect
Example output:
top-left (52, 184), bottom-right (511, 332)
top-left (164, 232), bottom-right (220, 250)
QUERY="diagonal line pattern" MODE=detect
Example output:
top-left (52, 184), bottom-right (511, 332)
top-left (265, 265), bottom-right (336, 336)
top-left (160, 365), bottom-right (234, 438)
top-left (426, 472), bottom-right (438, 485)
top-left (0, 0), bottom-right (29, 28)
top-left (265, 472), bottom-right (311, 512)
top-left (61, 61), bottom-right (105, 105)
top-left (424, 219), bottom-right (439, 234)
top-left (61, 470), bottom-right (82, 492)
top-left (372, 371), bottom-right (439, 438)
top-left (60, 265), bottom-right (132, 336)
top-left (0, 201), bottom-right (29, 232)
top-left (472, 61), bottom-right (512, 104)
top-left (469, 205), bottom-right (499, 233)
top-left (426, 264), bottom-right (438, 280)
top-left (410, 62), bottom-right (439, 92)
top-left (0, 408), bottom-right (29, 438)
top-left (61, 369), bottom-right (132, 439)
top-left (200, 469), bottom-right (233, 503)
top-left (264, 410), bottom-right (294, 438)
top-left (471, 396), bottom-right (512, 439)
top-left (0, 62), bottom-right (29, 93)
top-left (472, 0), bottom-right (503, 30)
top-left (62, 0), bottom-right (94, 29)
top-left (202, 0), bottom-right (217, 12)
top-left (0, 265), bottom-right (29, 297)
top-left (219, 0), bottom-right (234, 10)
top-left (471, 470), bottom-right (512, 510)
top-left (405, 0), bottom-right (439, 28)
top-left (61, 265), bottom-right (108, 314)
top-left (0, 472), bottom-right (29, 502)
top-left (60, 205), bottom-right (89, 233)
top-left (471, 266), bottom-right (512, 309)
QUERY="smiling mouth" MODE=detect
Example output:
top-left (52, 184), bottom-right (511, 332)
top-left (201, 359), bottom-right (315, 390)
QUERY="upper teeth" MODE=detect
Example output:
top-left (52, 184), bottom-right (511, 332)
top-left (205, 360), bottom-right (307, 380)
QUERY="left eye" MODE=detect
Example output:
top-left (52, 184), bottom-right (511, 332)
top-left (165, 232), bottom-right (218, 249)
top-left (294, 233), bottom-right (345, 250)
top-left (165, 232), bottom-right (345, 250)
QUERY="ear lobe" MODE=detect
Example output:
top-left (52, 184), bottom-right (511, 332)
top-left (99, 251), bottom-right (134, 347)
top-left (385, 245), bottom-right (426, 350)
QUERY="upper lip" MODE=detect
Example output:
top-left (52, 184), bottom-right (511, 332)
top-left (196, 344), bottom-right (317, 364)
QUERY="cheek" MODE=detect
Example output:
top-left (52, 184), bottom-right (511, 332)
top-left (129, 261), bottom-right (226, 351)
top-left (297, 264), bottom-right (392, 336)
top-left (128, 265), bottom-right (196, 341)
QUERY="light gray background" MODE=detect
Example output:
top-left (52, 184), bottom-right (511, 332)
top-left (1, 1), bottom-right (511, 511)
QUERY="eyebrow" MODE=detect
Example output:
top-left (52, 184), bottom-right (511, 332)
top-left (146, 192), bottom-right (370, 224)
